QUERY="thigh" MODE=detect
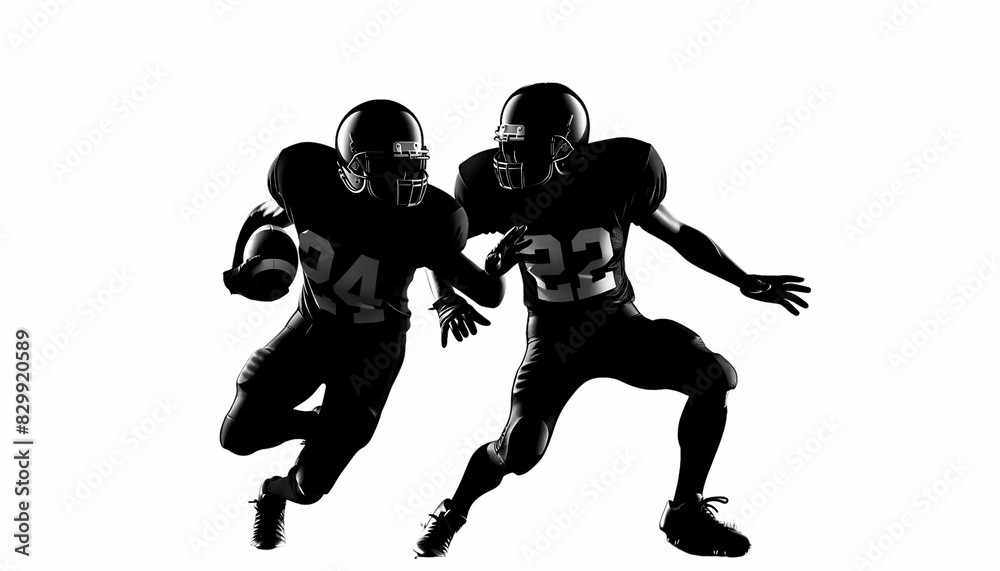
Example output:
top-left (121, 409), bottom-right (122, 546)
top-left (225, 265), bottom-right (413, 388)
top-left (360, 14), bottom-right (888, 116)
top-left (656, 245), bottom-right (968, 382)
top-left (230, 312), bottom-right (326, 416)
top-left (494, 333), bottom-right (584, 471)
top-left (319, 325), bottom-right (407, 426)
top-left (601, 315), bottom-right (730, 394)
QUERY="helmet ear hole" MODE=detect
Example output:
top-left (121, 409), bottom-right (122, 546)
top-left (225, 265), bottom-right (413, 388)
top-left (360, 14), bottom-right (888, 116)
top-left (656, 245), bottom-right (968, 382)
top-left (551, 136), bottom-right (574, 162)
top-left (339, 165), bottom-right (366, 194)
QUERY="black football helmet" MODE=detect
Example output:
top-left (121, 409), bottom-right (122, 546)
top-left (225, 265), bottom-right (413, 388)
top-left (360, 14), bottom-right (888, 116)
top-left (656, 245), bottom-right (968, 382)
top-left (335, 99), bottom-right (430, 206)
top-left (493, 83), bottom-right (589, 190)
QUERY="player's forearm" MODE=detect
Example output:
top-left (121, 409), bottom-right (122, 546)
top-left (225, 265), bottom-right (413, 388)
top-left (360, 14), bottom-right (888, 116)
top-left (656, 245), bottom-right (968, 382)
top-left (638, 205), bottom-right (748, 287)
top-left (455, 270), bottom-right (505, 308)
top-left (670, 225), bottom-right (748, 287)
top-left (230, 200), bottom-right (290, 267)
top-left (426, 269), bottom-right (458, 301)
top-left (427, 258), bottom-right (505, 308)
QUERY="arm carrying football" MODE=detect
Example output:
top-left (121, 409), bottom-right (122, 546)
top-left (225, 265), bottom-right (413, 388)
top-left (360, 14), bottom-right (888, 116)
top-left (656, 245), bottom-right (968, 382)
top-left (223, 199), bottom-right (291, 297)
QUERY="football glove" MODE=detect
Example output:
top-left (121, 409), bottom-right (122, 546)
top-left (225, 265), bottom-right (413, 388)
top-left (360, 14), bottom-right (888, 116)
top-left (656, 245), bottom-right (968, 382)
top-left (739, 274), bottom-right (810, 316)
top-left (485, 225), bottom-right (532, 277)
top-left (222, 256), bottom-right (290, 302)
top-left (431, 294), bottom-right (491, 347)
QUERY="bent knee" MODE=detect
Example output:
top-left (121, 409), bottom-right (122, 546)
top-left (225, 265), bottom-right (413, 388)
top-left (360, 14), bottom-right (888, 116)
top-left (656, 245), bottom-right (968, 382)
top-left (499, 418), bottom-right (550, 476)
top-left (290, 466), bottom-right (328, 505)
top-left (219, 419), bottom-right (256, 456)
top-left (714, 354), bottom-right (737, 391)
top-left (682, 353), bottom-right (737, 402)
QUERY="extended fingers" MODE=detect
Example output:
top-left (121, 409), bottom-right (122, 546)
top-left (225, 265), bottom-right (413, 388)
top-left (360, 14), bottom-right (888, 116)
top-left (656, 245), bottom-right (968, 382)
top-left (471, 310), bottom-right (492, 326)
top-left (512, 238), bottom-right (533, 252)
top-left (784, 292), bottom-right (809, 309)
top-left (778, 297), bottom-right (800, 316)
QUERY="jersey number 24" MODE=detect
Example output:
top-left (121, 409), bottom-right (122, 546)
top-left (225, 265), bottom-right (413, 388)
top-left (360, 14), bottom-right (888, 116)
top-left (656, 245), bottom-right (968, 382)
top-left (298, 230), bottom-right (383, 323)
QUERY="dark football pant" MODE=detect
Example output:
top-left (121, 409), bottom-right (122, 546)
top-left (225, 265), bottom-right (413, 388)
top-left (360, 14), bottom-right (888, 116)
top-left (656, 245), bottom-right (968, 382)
top-left (451, 304), bottom-right (737, 512)
top-left (220, 310), bottom-right (406, 502)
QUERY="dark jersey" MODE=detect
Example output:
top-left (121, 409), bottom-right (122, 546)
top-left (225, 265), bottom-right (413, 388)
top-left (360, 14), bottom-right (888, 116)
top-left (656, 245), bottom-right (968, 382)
top-left (268, 142), bottom-right (468, 329)
top-left (455, 137), bottom-right (666, 314)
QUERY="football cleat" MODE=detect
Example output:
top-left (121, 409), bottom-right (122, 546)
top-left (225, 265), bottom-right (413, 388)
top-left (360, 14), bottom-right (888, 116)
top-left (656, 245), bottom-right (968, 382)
top-left (249, 476), bottom-right (286, 549)
top-left (660, 494), bottom-right (750, 557)
top-left (413, 499), bottom-right (467, 558)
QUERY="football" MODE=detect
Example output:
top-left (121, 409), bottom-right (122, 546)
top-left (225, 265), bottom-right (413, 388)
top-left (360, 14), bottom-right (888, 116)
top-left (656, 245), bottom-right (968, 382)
top-left (242, 225), bottom-right (298, 300)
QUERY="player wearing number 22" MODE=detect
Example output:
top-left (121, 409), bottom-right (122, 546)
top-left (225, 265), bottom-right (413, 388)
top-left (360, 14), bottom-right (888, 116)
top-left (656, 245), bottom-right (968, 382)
top-left (414, 83), bottom-right (811, 559)
top-left (218, 100), bottom-right (505, 550)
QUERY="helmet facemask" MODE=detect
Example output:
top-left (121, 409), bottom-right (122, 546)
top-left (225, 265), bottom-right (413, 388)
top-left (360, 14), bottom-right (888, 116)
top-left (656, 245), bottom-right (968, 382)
top-left (340, 139), bottom-right (430, 206)
top-left (492, 120), bottom-right (575, 190)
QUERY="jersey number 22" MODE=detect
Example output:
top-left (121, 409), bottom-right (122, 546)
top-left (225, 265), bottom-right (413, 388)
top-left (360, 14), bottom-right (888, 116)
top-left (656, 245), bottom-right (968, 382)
top-left (522, 227), bottom-right (616, 303)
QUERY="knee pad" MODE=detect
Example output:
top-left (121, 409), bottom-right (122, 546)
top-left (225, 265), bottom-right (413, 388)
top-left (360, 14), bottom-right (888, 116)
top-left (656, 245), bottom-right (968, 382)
top-left (498, 417), bottom-right (550, 476)
top-left (219, 383), bottom-right (263, 455)
top-left (288, 452), bottom-right (336, 504)
top-left (237, 348), bottom-right (274, 390)
top-left (219, 348), bottom-right (276, 455)
top-left (287, 465), bottom-right (325, 505)
top-left (713, 353), bottom-right (737, 392)
top-left (683, 353), bottom-right (737, 404)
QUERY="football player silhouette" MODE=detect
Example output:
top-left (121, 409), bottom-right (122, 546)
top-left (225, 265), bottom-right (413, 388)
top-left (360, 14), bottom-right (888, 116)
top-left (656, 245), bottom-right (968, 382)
top-left (414, 83), bottom-right (810, 558)
top-left (219, 100), bottom-right (503, 549)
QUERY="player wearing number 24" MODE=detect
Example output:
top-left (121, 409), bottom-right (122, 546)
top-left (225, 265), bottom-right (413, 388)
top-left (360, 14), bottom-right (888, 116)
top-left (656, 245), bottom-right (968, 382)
top-left (217, 100), bottom-right (506, 549)
top-left (414, 83), bottom-right (811, 559)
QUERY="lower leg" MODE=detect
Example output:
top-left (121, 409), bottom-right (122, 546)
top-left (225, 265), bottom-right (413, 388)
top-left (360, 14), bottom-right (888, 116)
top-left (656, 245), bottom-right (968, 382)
top-left (450, 443), bottom-right (509, 516)
top-left (673, 396), bottom-right (728, 502)
top-left (265, 437), bottom-right (363, 504)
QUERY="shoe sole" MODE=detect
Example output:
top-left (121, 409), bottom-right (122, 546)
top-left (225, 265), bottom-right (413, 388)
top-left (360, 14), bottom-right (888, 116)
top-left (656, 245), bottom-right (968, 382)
top-left (413, 548), bottom-right (445, 558)
top-left (667, 537), bottom-right (750, 557)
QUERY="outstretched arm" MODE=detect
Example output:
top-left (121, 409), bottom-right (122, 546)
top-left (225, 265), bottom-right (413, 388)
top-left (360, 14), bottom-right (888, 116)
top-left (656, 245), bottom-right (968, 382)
top-left (424, 254), bottom-right (505, 347)
top-left (637, 204), bottom-right (810, 315)
top-left (423, 224), bottom-right (531, 347)
top-left (638, 205), bottom-right (747, 287)
top-left (427, 254), bottom-right (505, 309)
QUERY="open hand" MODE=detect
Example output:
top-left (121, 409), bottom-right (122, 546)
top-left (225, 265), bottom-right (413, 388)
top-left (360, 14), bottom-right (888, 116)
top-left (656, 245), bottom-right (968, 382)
top-left (740, 274), bottom-right (811, 316)
top-left (431, 294), bottom-right (492, 347)
top-left (485, 225), bottom-right (532, 277)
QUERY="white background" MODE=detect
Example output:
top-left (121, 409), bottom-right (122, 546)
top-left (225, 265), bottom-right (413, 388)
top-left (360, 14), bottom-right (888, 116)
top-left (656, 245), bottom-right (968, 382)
top-left (2, 0), bottom-right (999, 569)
